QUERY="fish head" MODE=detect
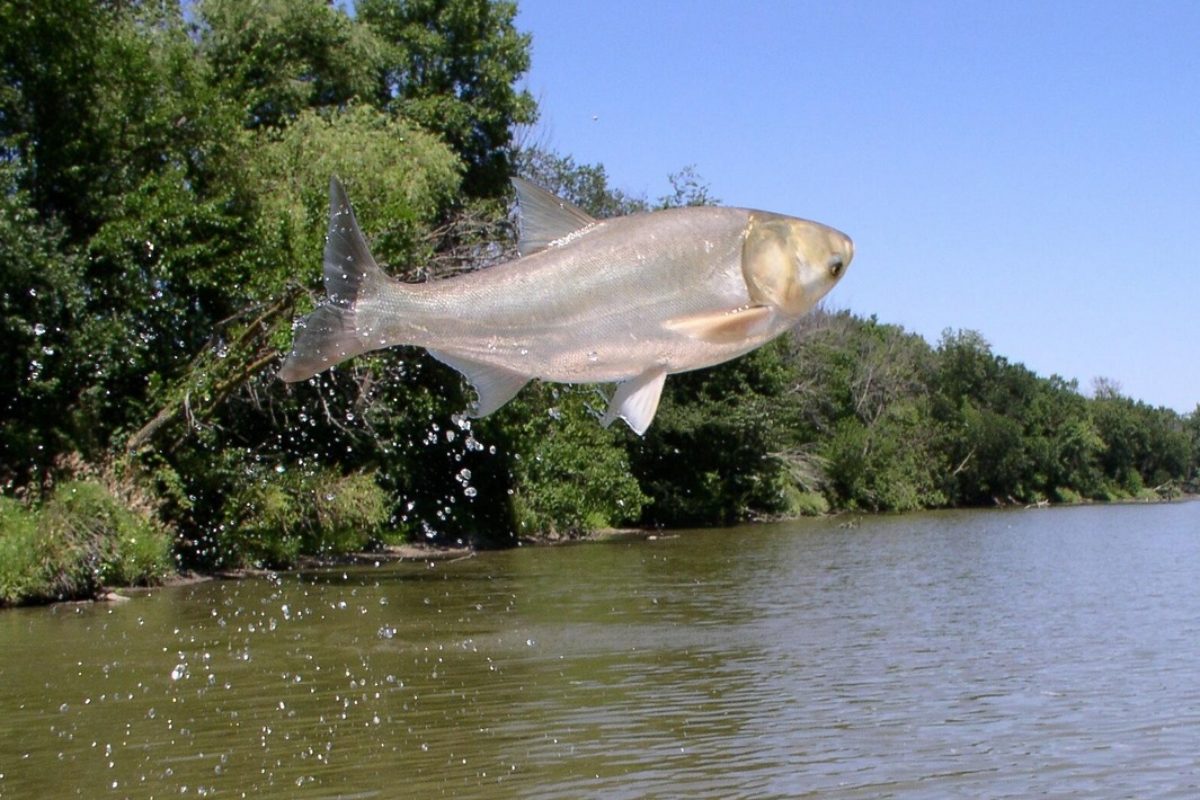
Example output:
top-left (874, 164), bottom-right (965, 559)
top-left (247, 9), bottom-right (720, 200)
top-left (741, 212), bottom-right (854, 316)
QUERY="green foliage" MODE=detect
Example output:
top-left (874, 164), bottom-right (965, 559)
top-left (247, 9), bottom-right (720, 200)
top-left (198, 0), bottom-right (382, 130)
top-left (0, 481), bottom-right (171, 605)
top-left (632, 339), bottom-right (798, 526)
top-left (823, 401), bottom-right (946, 513)
top-left (43, 481), bottom-right (173, 588)
top-left (787, 312), bottom-right (943, 512)
top-left (1054, 486), bottom-right (1084, 504)
top-left (780, 486), bottom-right (830, 517)
top-left (498, 385), bottom-right (646, 537)
top-left (0, 164), bottom-right (89, 485)
top-left (245, 103), bottom-right (462, 293)
top-left (658, 166), bottom-right (720, 209)
top-left (0, 497), bottom-right (46, 605)
top-left (514, 148), bottom-right (648, 217)
top-left (1, 1), bottom-right (1197, 590)
top-left (313, 471), bottom-right (392, 554)
top-left (1090, 387), bottom-right (1193, 497)
top-left (358, 0), bottom-right (536, 196)
top-left (219, 466), bottom-right (390, 568)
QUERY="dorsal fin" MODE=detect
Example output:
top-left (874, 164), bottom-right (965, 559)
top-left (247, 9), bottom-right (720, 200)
top-left (511, 177), bottom-right (597, 256)
top-left (324, 176), bottom-right (390, 307)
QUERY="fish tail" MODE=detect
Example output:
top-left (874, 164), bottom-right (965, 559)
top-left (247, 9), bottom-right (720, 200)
top-left (278, 177), bottom-right (399, 382)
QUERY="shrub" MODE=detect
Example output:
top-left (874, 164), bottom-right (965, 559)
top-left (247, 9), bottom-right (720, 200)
top-left (1054, 486), bottom-right (1084, 504)
top-left (781, 485), bottom-right (830, 517)
top-left (310, 471), bottom-right (390, 555)
top-left (500, 386), bottom-right (646, 537)
top-left (0, 497), bottom-right (46, 604)
top-left (43, 481), bottom-right (172, 588)
top-left (219, 467), bottom-right (390, 568)
top-left (0, 481), bottom-right (170, 605)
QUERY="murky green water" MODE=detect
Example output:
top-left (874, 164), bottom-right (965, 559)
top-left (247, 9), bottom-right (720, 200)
top-left (2, 503), bottom-right (1199, 798)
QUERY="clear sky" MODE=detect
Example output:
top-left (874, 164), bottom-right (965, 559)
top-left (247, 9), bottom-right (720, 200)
top-left (513, 0), bottom-right (1200, 412)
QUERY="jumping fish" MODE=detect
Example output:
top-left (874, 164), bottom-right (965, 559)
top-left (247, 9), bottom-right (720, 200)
top-left (279, 177), bottom-right (853, 434)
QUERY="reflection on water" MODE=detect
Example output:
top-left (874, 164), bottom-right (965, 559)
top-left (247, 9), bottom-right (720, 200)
top-left (2, 503), bottom-right (1199, 798)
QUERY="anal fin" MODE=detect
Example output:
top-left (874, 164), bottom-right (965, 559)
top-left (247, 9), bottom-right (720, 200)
top-left (602, 369), bottom-right (668, 436)
top-left (428, 350), bottom-right (530, 418)
top-left (664, 305), bottom-right (773, 344)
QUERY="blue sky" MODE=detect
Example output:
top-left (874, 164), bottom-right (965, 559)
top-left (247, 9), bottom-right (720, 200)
top-left (513, 0), bottom-right (1200, 412)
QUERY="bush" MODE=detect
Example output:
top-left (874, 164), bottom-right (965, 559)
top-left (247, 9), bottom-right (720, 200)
top-left (0, 481), bottom-right (170, 605)
top-left (1054, 486), bottom-right (1084, 504)
top-left (310, 471), bottom-right (390, 555)
top-left (43, 480), bottom-right (173, 588)
top-left (0, 497), bottom-right (47, 604)
top-left (219, 467), bottom-right (390, 568)
top-left (502, 386), bottom-right (646, 537)
top-left (780, 485), bottom-right (830, 517)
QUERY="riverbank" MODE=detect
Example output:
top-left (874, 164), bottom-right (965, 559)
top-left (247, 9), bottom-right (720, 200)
top-left (4, 493), bottom-right (1196, 609)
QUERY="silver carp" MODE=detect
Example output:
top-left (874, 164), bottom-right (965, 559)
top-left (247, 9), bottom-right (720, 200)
top-left (279, 177), bottom-right (853, 434)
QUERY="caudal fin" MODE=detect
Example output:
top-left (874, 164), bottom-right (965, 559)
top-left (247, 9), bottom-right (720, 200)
top-left (278, 177), bottom-right (394, 382)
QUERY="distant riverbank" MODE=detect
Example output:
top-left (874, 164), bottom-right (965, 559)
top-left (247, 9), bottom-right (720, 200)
top-left (7, 493), bottom-right (1196, 610)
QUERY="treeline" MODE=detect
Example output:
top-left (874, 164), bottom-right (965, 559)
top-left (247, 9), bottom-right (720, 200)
top-left (1, 2), bottom-right (1197, 603)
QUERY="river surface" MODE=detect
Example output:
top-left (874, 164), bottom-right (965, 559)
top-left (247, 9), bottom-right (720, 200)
top-left (2, 502), bottom-right (1198, 798)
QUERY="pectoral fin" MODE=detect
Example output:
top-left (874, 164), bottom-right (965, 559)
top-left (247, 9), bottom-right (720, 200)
top-left (428, 350), bottom-right (530, 417)
top-left (602, 369), bottom-right (667, 436)
top-left (664, 305), bottom-right (773, 344)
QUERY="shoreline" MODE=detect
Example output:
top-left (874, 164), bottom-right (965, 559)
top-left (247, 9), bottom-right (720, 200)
top-left (24, 494), bottom-right (1200, 608)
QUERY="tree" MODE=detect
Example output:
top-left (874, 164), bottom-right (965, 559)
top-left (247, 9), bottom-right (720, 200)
top-left (0, 0), bottom-right (544, 567)
top-left (198, 0), bottom-right (381, 130)
top-left (513, 147), bottom-right (647, 217)
top-left (788, 313), bottom-right (945, 511)
top-left (0, 163), bottom-right (87, 488)
top-left (358, 0), bottom-right (536, 197)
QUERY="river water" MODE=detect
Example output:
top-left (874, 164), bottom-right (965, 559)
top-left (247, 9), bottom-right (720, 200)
top-left (1, 502), bottom-right (1198, 798)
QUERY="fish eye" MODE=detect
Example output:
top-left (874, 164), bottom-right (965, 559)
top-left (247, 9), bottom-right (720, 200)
top-left (828, 258), bottom-right (844, 278)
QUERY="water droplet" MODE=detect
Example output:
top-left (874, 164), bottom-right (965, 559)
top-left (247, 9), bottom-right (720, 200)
top-left (32, 323), bottom-right (46, 337)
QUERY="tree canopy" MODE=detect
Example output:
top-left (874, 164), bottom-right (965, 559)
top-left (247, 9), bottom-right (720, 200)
top-left (0, 1), bottom-right (1196, 603)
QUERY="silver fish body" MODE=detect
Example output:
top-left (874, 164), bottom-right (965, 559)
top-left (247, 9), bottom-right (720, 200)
top-left (280, 178), bottom-right (853, 434)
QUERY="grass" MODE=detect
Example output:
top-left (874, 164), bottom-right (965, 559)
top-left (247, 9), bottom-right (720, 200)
top-left (0, 481), bottom-right (172, 606)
